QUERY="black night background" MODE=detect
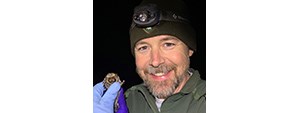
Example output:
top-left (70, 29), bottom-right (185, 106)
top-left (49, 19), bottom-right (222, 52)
top-left (93, 0), bottom-right (206, 90)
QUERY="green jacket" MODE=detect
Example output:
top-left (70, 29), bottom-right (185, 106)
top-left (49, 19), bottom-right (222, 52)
top-left (125, 69), bottom-right (206, 113)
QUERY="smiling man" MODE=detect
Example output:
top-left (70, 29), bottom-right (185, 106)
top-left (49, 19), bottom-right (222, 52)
top-left (134, 35), bottom-right (194, 99)
top-left (124, 0), bottom-right (206, 112)
top-left (93, 0), bottom-right (205, 113)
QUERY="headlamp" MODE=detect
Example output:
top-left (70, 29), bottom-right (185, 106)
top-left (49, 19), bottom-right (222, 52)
top-left (133, 4), bottom-right (160, 27)
top-left (132, 3), bottom-right (189, 28)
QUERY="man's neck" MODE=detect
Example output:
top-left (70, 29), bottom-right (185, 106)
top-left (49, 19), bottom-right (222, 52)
top-left (173, 73), bottom-right (191, 94)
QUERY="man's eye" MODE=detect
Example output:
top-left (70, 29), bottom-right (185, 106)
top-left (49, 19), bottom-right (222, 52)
top-left (137, 46), bottom-right (148, 52)
top-left (164, 43), bottom-right (175, 47)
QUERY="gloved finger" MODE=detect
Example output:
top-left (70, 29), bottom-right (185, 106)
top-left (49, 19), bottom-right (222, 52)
top-left (93, 82), bottom-right (105, 103)
top-left (99, 82), bottom-right (121, 107)
top-left (116, 88), bottom-right (129, 113)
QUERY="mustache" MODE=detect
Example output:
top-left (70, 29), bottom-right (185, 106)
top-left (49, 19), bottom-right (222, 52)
top-left (145, 64), bottom-right (175, 74)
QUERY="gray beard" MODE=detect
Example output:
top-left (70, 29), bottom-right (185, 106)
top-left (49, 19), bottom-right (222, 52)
top-left (144, 72), bottom-right (184, 99)
top-left (138, 59), bottom-right (191, 99)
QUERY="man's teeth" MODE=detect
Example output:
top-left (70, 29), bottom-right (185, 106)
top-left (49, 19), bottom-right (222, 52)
top-left (153, 72), bottom-right (165, 76)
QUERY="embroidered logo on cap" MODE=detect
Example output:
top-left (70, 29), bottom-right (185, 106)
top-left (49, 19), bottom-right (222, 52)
top-left (143, 27), bottom-right (154, 34)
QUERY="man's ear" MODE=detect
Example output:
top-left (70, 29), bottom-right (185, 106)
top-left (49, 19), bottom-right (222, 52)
top-left (188, 50), bottom-right (194, 57)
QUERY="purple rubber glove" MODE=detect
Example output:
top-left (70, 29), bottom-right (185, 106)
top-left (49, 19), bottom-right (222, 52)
top-left (116, 88), bottom-right (128, 113)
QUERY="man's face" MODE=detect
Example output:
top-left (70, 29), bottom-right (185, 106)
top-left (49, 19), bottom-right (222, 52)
top-left (134, 35), bottom-right (193, 99)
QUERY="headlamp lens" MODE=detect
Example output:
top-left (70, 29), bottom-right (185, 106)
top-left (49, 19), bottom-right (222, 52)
top-left (133, 4), bottom-right (160, 27)
top-left (135, 11), bottom-right (150, 22)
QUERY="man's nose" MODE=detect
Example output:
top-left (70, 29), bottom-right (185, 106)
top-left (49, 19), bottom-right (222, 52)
top-left (149, 49), bottom-right (165, 67)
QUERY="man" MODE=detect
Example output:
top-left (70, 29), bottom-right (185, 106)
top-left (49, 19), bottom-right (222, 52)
top-left (93, 0), bottom-right (205, 113)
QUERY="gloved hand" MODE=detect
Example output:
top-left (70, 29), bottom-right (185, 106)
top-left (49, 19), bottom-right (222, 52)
top-left (93, 82), bottom-right (128, 113)
top-left (116, 88), bottom-right (128, 113)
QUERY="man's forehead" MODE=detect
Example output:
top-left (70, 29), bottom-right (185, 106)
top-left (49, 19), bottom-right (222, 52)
top-left (136, 35), bottom-right (180, 45)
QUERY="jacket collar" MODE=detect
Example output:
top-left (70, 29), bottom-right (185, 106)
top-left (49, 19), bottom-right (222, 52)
top-left (178, 68), bottom-right (202, 94)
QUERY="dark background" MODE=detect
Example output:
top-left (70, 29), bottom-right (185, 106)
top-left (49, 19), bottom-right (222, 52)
top-left (93, 0), bottom-right (206, 91)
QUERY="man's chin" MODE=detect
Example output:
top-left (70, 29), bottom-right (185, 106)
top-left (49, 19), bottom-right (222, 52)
top-left (150, 88), bottom-right (173, 99)
top-left (146, 81), bottom-right (175, 98)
